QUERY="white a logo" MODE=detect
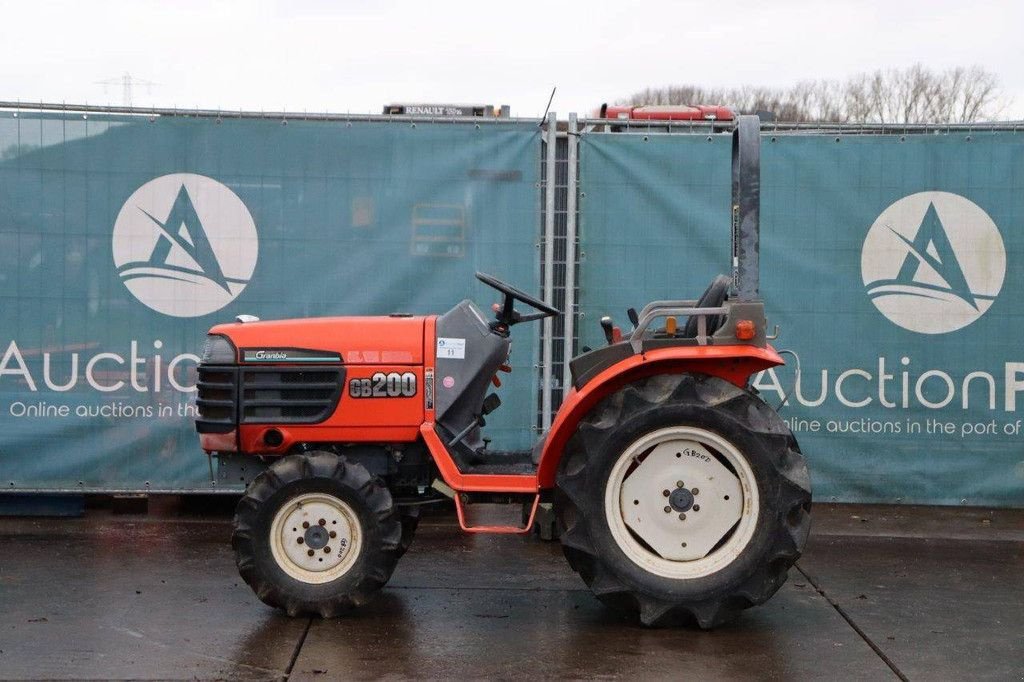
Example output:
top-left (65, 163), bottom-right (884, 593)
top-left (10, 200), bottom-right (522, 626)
top-left (112, 173), bottom-right (258, 318)
top-left (861, 191), bottom-right (1005, 334)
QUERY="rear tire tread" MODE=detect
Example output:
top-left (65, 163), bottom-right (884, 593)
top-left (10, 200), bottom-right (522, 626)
top-left (555, 373), bottom-right (812, 629)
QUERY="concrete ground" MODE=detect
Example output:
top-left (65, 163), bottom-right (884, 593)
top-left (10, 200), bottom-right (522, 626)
top-left (0, 502), bottom-right (1021, 681)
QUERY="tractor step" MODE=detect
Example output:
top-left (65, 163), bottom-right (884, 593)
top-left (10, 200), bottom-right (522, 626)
top-left (459, 460), bottom-right (537, 475)
top-left (454, 443), bottom-right (537, 476)
top-left (454, 493), bottom-right (540, 534)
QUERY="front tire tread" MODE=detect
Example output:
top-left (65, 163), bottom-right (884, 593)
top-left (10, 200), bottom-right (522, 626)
top-left (232, 451), bottom-right (401, 618)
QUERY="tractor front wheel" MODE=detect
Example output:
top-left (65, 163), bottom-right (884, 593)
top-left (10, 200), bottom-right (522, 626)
top-left (232, 451), bottom-right (402, 617)
top-left (555, 373), bottom-right (811, 628)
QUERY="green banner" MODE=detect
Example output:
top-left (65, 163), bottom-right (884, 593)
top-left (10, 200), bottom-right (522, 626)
top-left (0, 112), bottom-right (540, 490)
top-left (579, 130), bottom-right (1024, 506)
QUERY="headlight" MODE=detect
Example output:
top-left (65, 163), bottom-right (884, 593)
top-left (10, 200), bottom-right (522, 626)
top-left (200, 334), bottom-right (237, 364)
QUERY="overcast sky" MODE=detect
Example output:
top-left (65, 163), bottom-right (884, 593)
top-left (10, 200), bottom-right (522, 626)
top-left (0, 0), bottom-right (1020, 119)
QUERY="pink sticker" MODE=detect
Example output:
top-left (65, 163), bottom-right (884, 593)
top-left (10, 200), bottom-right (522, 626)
top-left (442, 376), bottom-right (455, 389)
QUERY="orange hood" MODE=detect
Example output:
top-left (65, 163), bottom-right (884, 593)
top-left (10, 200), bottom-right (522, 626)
top-left (209, 315), bottom-right (427, 364)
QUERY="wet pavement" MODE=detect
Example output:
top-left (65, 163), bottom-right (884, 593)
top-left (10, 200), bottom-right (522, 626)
top-left (0, 503), bottom-right (1021, 680)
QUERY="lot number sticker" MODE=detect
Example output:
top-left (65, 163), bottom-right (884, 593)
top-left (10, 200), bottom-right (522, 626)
top-left (436, 337), bottom-right (466, 359)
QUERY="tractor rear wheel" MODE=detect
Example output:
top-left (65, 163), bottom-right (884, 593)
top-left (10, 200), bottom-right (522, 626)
top-left (232, 451), bottom-right (402, 617)
top-left (555, 373), bottom-right (811, 628)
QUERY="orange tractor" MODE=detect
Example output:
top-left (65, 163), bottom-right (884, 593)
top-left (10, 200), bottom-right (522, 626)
top-left (195, 116), bottom-right (810, 628)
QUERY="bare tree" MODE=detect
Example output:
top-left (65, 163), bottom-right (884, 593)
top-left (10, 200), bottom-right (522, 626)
top-left (617, 65), bottom-right (1007, 123)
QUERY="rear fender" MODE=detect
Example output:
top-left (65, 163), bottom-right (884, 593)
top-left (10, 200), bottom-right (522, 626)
top-left (535, 345), bottom-right (783, 489)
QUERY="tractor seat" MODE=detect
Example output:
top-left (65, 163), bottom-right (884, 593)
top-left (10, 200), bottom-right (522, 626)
top-left (683, 274), bottom-right (730, 338)
top-left (570, 275), bottom-right (733, 391)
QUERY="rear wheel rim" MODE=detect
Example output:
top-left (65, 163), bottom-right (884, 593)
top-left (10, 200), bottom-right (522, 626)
top-left (270, 492), bottom-right (363, 584)
top-left (604, 426), bottom-right (759, 580)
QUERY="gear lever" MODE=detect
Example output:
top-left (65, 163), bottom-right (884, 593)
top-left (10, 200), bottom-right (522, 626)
top-left (627, 308), bottom-right (639, 327)
top-left (447, 394), bottom-right (502, 448)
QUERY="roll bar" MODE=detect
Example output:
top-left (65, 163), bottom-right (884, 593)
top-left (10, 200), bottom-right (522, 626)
top-left (625, 116), bottom-right (762, 349)
top-left (731, 115), bottom-right (761, 302)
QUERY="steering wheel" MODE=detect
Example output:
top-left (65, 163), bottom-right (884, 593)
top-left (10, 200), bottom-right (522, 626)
top-left (475, 272), bottom-right (560, 330)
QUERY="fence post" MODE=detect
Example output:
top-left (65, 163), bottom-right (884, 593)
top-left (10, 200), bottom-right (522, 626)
top-left (542, 111), bottom-right (557, 430)
top-left (562, 113), bottom-right (579, 398)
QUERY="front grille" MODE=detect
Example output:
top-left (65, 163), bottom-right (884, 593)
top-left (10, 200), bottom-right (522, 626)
top-left (240, 366), bottom-right (344, 424)
top-left (196, 366), bottom-right (238, 433)
top-left (195, 364), bottom-right (344, 432)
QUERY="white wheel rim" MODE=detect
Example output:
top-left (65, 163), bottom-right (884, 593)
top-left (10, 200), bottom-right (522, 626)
top-left (270, 492), bottom-right (363, 584)
top-left (604, 426), bottom-right (759, 580)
